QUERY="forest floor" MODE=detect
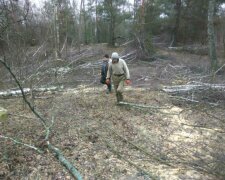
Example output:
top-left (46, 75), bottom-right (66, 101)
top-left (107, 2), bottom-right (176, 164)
top-left (0, 44), bottom-right (225, 180)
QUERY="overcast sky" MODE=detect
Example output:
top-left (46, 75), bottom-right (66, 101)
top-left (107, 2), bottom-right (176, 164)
top-left (31, 0), bottom-right (134, 8)
top-left (30, 0), bottom-right (44, 8)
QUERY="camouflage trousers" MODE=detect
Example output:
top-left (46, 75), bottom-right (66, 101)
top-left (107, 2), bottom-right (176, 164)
top-left (112, 74), bottom-right (126, 102)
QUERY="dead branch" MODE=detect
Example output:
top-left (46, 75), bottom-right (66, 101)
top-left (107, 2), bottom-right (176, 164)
top-left (118, 102), bottom-right (180, 116)
top-left (0, 58), bottom-right (82, 180)
top-left (47, 142), bottom-right (82, 180)
top-left (214, 63), bottom-right (225, 75)
top-left (32, 43), bottom-right (46, 57)
top-left (118, 101), bottom-right (171, 109)
top-left (120, 40), bottom-right (135, 46)
top-left (181, 123), bottom-right (225, 134)
top-left (60, 37), bottom-right (67, 53)
top-left (0, 135), bottom-right (43, 154)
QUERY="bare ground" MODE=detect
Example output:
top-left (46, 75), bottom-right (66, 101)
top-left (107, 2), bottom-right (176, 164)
top-left (0, 45), bottom-right (225, 180)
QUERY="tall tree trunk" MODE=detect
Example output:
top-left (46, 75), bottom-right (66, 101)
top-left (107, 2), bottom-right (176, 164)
top-left (109, 0), bottom-right (115, 47)
top-left (95, 0), bottom-right (99, 43)
top-left (170, 0), bottom-right (181, 47)
top-left (223, 33), bottom-right (225, 59)
top-left (208, 0), bottom-right (218, 72)
top-left (110, 17), bottom-right (115, 47)
top-left (54, 0), bottom-right (60, 59)
top-left (133, 0), bottom-right (138, 23)
top-left (79, 0), bottom-right (85, 51)
top-left (223, 22), bottom-right (225, 59)
top-left (141, 0), bottom-right (145, 28)
top-left (84, 10), bottom-right (87, 44)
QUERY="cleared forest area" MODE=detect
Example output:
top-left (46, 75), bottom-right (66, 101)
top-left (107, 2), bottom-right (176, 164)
top-left (1, 44), bottom-right (225, 179)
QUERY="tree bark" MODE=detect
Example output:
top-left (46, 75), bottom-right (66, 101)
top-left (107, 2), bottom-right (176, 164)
top-left (208, 0), bottom-right (218, 72)
top-left (47, 143), bottom-right (82, 180)
top-left (79, 0), bottom-right (85, 51)
top-left (170, 0), bottom-right (181, 47)
top-left (54, 0), bottom-right (61, 59)
top-left (108, 0), bottom-right (115, 46)
top-left (95, 0), bottom-right (98, 43)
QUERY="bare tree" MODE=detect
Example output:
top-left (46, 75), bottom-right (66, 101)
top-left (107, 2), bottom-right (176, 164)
top-left (54, 0), bottom-right (61, 59)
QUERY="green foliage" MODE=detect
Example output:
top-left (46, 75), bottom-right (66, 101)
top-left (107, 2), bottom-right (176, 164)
top-left (141, 0), bottom-right (224, 45)
top-left (58, 0), bottom-right (77, 44)
top-left (143, 1), bottom-right (163, 35)
top-left (145, 33), bottom-right (155, 55)
top-left (97, 0), bottom-right (133, 46)
top-left (1, 0), bottom-right (225, 50)
top-left (181, 0), bottom-right (209, 43)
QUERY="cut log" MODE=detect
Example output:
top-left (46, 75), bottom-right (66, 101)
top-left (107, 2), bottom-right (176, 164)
top-left (162, 82), bottom-right (225, 93)
top-left (0, 86), bottom-right (62, 97)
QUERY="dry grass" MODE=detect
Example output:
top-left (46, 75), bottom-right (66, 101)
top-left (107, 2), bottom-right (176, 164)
top-left (1, 85), bottom-right (225, 179)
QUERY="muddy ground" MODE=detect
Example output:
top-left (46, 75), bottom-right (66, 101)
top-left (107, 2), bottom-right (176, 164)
top-left (0, 45), bottom-right (225, 180)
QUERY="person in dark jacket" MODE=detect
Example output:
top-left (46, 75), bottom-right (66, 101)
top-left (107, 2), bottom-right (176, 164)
top-left (100, 54), bottom-right (112, 93)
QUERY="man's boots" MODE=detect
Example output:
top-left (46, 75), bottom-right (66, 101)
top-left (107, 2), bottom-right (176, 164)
top-left (116, 92), bottom-right (123, 103)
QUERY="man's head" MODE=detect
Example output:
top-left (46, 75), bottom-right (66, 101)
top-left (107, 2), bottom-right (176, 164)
top-left (104, 54), bottom-right (109, 58)
top-left (111, 52), bottom-right (119, 64)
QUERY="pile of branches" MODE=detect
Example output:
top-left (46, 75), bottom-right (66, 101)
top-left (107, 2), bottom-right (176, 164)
top-left (163, 81), bottom-right (225, 105)
top-left (168, 45), bottom-right (208, 55)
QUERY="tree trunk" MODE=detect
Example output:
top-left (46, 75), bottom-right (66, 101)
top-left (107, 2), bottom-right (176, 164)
top-left (170, 0), bottom-right (181, 47)
top-left (208, 0), bottom-right (218, 72)
top-left (108, 0), bottom-right (115, 47)
top-left (95, 0), bottom-right (99, 43)
top-left (79, 0), bottom-right (85, 52)
top-left (110, 18), bottom-right (115, 47)
top-left (223, 22), bottom-right (225, 59)
top-left (54, 0), bottom-right (60, 59)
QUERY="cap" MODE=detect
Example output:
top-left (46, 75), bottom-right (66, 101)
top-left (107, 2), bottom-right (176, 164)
top-left (111, 52), bottom-right (119, 59)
